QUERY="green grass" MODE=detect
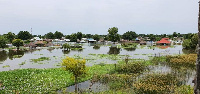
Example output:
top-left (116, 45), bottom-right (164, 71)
top-left (0, 64), bottom-right (115, 93)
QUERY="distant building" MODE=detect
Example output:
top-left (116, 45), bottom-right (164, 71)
top-left (156, 38), bottom-right (171, 45)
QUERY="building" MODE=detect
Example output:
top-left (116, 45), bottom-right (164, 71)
top-left (156, 38), bottom-right (171, 45)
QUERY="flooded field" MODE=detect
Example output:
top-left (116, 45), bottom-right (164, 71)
top-left (0, 43), bottom-right (196, 93)
top-left (0, 44), bottom-right (185, 71)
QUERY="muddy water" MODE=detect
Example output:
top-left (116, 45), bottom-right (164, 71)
top-left (0, 44), bottom-right (185, 71)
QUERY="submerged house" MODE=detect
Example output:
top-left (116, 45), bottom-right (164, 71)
top-left (156, 38), bottom-right (171, 45)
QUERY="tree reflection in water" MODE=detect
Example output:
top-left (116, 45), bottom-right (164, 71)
top-left (107, 47), bottom-right (120, 54)
top-left (8, 50), bottom-right (25, 60)
top-left (0, 51), bottom-right (8, 62)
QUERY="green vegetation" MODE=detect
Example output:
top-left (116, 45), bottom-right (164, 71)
top-left (61, 57), bottom-right (86, 92)
top-left (2, 65), bottom-right (10, 68)
top-left (0, 36), bottom-right (7, 49)
top-left (166, 54), bottom-right (197, 68)
top-left (17, 31), bottom-right (32, 40)
top-left (122, 31), bottom-right (137, 41)
top-left (12, 39), bottom-right (24, 50)
top-left (107, 27), bottom-right (120, 43)
top-left (133, 73), bottom-right (180, 94)
top-left (182, 33), bottom-right (198, 49)
top-left (62, 43), bottom-right (70, 51)
top-left (30, 57), bottom-right (50, 63)
top-left (0, 63), bottom-right (115, 93)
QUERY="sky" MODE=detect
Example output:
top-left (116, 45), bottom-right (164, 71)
top-left (0, 0), bottom-right (199, 35)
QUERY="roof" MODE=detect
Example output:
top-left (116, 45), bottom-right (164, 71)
top-left (156, 38), bottom-right (171, 44)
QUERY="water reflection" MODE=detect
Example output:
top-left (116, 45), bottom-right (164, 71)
top-left (47, 48), bottom-right (55, 53)
top-left (123, 48), bottom-right (136, 51)
top-left (8, 50), bottom-right (25, 60)
top-left (93, 45), bottom-right (100, 50)
top-left (107, 47), bottom-right (120, 54)
top-left (156, 46), bottom-right (170, 49)
top-left (62, 50), bottom-right (70, 54)
top-left (0, 51), bottom-right (8, 62)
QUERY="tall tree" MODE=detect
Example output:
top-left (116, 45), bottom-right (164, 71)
top-left (0, 36), bottom-right (7, 49)
top-left (93, 34), bottom-right (100, 41)
top-left (107, 27), bottom-right (120, 43)
top-left (172, 32), bottom-right (178, 37)
top-left (12, 39), bottom-right (24, 50)
top-left (76, 32), bottom-right (82, 40)
top-left (122, 31), bottom-right (137, 41)
top-left (17, 31), bottom-right (32, 40)
top-left (45, 32), bottom-right (55, 39)
top-left (5, 32), bottom-right (15, 43)
top-left (54, 31), bottom-right (63, 39)
top-left (70, 33), bottom-right (77, 42)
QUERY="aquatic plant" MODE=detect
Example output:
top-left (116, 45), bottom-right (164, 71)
top-left (30, 57), bottom-right (50, 63)
top-left (166, 54), bottom-right (197, 68)
top-left (133, 73), bottom-right (180, 94)
top-left (2, 65), bottom-right (10, 68)
top-left (116, 61), bottom-right (149, 74)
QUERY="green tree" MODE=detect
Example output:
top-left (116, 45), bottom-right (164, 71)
top-left (70, 33), bottom-right (77, 42)
top-left (122, 31), bottom-right (137, 41)
top-left (182, 34), bottom-right (198, 49)
top-left (62, 43), bottom-right (70, 51)
top-left (12, 39), bottom-right (24, 50)
top-left (62, 57), bottom-right (86, 93)
top-left (107, 27), bottom-right (120, 43)
top-left (182, 39), bottom-right (191, 49)
top-left (190, 34), bottom-right (198, 48)
top-left (173, 32), bottom-right (178, 37)
top-left (76, 32), bottom-right (82, 40)
top-left (54, 31), bottom-right (63, 39)
top-left (65, 35), bottom-right (71, 39)
top-left (93, 34), bottom-right (100, 41)
top-left (0, 36), bottom-right (7, 49)
top-left (17, 31), bottom-right (32, 40)
top-left (5, 32), bottom-right (15, 43)
top-left (45, 32), bottom-right (55, 39)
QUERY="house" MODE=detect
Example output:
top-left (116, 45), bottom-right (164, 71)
top-left (156, 38), bottom-right (171, 45)
top-left (87, 38), bottom-right (96, 43)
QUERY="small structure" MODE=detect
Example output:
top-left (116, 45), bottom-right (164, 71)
top-left (35, 41), bottom-right (45, 47)
top-left (28, 42), bottom-right (37, 49)
top-left (87, 38), bottom-right (96, 43)
top-left (140, 41), bottom-right (147, 45)
top-left (156, 38), bottom-right (171, 45)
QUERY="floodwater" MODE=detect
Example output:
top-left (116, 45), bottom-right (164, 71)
top-left (0, 43), bottom-right (196, 92)
top-left (0, 44), bottom-right (185, 72)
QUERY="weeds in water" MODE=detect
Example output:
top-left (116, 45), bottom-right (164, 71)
top-left (2, 65), bottom-right (10, 68)
top-left (133, 73), bottom-right (180, 94)
top-left (166, 54), bottom-right (196, 68)
top-left (30, 57), bottom-right (50, 63)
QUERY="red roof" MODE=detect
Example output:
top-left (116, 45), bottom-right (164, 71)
top-left (156, 38), bottom-right (171, 44)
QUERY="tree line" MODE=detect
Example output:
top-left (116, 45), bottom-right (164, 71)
top-left (0, 27), bottom-right (197, 49)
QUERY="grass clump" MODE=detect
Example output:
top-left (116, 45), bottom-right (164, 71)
top-left (133, 73), bottom-right (180, 94)
top-left (116, 61), bottom-right (149, 74)
top-left (30, 57), bottom-right (50, 63)
top-left (166, 54), bottom-right (196, 68)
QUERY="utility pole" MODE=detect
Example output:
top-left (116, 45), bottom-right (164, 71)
top-left (195, 1), bottom-right (200, 94)
top-left (31, 28), bottom-right (32, 35)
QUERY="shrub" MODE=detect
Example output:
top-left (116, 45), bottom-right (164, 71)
top-left (133, 73), bottom-right (180, 94)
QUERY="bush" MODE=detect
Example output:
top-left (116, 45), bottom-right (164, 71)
top-left (133, 73), bottom-right (180, 94)
top-left (116, 61), bottom-right (148, 74)
top-left (166, 54), bottom-right (197, 68)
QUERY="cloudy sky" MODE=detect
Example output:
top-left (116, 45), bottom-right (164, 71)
top-left (0, 0), bottom-right (198, 35)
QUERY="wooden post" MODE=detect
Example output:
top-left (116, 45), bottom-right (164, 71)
top-left (195, 1), bottom-right (200, 94)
